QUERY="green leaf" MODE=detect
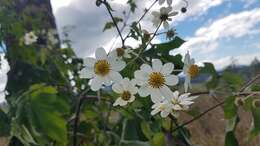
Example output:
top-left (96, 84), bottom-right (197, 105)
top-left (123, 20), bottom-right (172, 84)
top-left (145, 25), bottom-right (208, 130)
top-left (225, 131), bottom-right (239, 146)
top-left (222, 72), bottom-right (243, 91)
top-left (140, 121), bottom-right (153, 140)
top-left (251, 84), bottom-right (260, 91)
top-left (224, 96), bottom-right (238, 119)
top-left (200, 62), bottom-right (219, 89)
top-left (127, 0), bottom-right (137, 12)
top-left (144, 36), bottom-right (185, 56)
top-left (0, 110), bottom-right (10, 136)
top-left (151, 133), bottom-right (165, 146)
top-left (250, 107), bottom-right (260, 138)
top-left (103, 17), bottom-right (123, 32)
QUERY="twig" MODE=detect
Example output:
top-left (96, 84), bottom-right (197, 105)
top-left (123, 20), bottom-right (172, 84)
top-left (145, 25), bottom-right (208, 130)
top-left (172, 74), bottom-right (260, 132)
top-left (239, 74), bottom-right (260, 92)
top-left (72, 89), bottom-right (90, 146)
top-left (127, 21), bottom-right (162, 66)
top-left (103, 0), bottom-right (125, 46)
top-left (123, 0), bottom-right (158, 41)
top-left (172, 100), bottom-right (225, 132)
top-left (169, 115), bottom-right (193, 146)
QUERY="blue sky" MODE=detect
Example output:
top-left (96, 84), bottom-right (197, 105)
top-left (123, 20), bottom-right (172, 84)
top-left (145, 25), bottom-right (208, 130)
top-left (51, 0), bottom-right (260, 70)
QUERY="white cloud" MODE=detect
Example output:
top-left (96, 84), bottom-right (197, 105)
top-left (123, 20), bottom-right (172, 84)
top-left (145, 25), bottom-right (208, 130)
top-left (52, 0), bottom-right (226, 57)
top-left (198, 53), bottom-right (260, 70)
top-left (177, 8), bottom-right (260, 55)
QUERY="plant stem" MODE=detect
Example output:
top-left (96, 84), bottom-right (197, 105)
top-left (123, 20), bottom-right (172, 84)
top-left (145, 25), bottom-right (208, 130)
top-left (123, 0), bottom-right (158, 42)
top-left (103, 0), bottom-right (125, 46)
top-left (72, 97), bottom-right (84, 146)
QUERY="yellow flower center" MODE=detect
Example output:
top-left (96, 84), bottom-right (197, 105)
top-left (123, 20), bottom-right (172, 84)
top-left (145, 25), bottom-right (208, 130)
top-left (116, 48), bottom-right (125, 57)
top-left (188, 64), bottom-right (199, 78)
top-left (94, 60), bottom-right (110, 76)
top-left (159, 104), bottom-right (166, 110)
top-left (121, 91), bottom-right (131, 101)
top-left (148, 72), bottom-right (165, 88)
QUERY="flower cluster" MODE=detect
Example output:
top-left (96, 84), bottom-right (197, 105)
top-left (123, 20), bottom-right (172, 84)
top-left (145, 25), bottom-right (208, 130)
top-left (80, 47), bottom-right (199, 118)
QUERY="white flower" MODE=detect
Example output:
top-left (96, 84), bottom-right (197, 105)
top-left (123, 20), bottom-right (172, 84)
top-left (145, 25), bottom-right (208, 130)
top-left (80, 47), bottom-right (126, 91)
top-left (67, 70), bottom-right (74, 80)
top-left (158, 0), bottom-right (172, 5)
top-left (151, 7), bottom-right (178, 29)
top-left (166, 91), bottom-right (198, 111)
top-left (24, 31), bottom-right (38, 45)
top-left (151, 100), bottom-right (173, 118)
top-left (134, 59), bottom-right (179, 103)
top-left (183, 52), bottom-right (199, 92)
top-left (112, 78), bottom-right (138, 106)
top-left (109, 47), bottom-right (132, 59)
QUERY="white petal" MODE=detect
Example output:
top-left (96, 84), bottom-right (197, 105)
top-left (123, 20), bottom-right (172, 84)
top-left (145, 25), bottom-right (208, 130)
top-left (95, 47), bottom-right (107, 60)
top-left (134, 70), bottom-right (149, 81)
top-left (103, 76), bottom-right (112, 86)
top-left (152, 11), bottom-right (160, 17)
top-left (158, 0), bottom-right (165, 5)
top-left (108, 71), bottom-right (122, 83)
top-left (140, 64), bottom-right (153, 73)
top-left (110, 59), bottom-right (126, 71)
top-left (152, 59), bottom-right (163, 72)
top-left (129, 95), bottom-right (136, 102)
top-left (112, 83), bottom-right (123, 93)
top-left (161, 111), bottom-right (170, 118)
top-left (138, 85), bottom-right (150, 97)
top-left (159, 86), bottom-right (173, 100)
top-left (161, 63), bottom-right (174, 75)
top-left (169, 11), bottom-right (178, 16)
top-left (151, 108), bottom-right (160, 116)
top-left (150, 89), bottom-right (164, 103)
top-left (167, 0), bottom-right (172, 5)
top-left (121, 78), bottom-right (130, 90)
top-left (118, 99), bottom-right (128, 106)
top-left (184, 76), bottom-right (191, 92)
top-left (79, 68), bottom-right (94, 79)
top-left (90, 77), bottom-right (103, 91)
top-left (165, 75), bottom-right (179, 86)
top-left (83, 58), bottom-right (96, 67)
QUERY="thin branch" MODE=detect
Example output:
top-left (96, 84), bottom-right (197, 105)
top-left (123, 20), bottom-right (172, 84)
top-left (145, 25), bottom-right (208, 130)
top-left (103, 1), bottom-right (125, 46)
top-left (72, 89), bottom-right (90, 146)
top-left (171, 74), bottom-right (260, 132)
top-left (172, 100), bottom-right (225, 132)
top-left (239, 74), bottom-right (260, 92)
top-left (127, 21), bottom-right (162, 66)
top-left (169, 115), bottom-right (193, 145)
top-left (123, 0), bottom-right (158, 41)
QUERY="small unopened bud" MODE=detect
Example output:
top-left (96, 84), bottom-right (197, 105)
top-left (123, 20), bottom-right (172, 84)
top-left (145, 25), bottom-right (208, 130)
top-left (235, 97), bottom-right (245, 106)
top-left (252, 99), bottom-right (260, 108)
top-left (96, 0), bottom-right (102, 6)
top-left (181, 7), bottom-right (187, 13)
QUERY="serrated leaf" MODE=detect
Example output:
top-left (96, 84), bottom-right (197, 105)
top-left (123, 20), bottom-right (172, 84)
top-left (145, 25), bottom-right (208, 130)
top-left (222, 72), bottom-right (243, 91)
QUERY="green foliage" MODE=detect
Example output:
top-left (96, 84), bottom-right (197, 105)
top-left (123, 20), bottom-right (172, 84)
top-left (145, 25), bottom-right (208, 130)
top-left (127, 0), bottom-right (137, 12)
top-left (14, 84), bottom-right (69, 145)
top-left (250, 107), bottom-right (260, 138)
top-left (151, 133), bottom-right (165, 146)
top-left (222, 72), bottom-right (243, 91)
top-left (251, 84), bottom-right (260, 91)
top-left (0, 110), bottom-right (10, 136)
top-left (103, 17), bottom-right (123, 32)
top-left (225, 131), bottom-right (239, 146)
top-left (224, 96), bottom-right (238, 119)
top-left (200, 62), bottom-right (219, 89)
